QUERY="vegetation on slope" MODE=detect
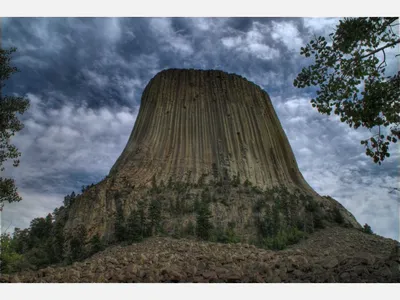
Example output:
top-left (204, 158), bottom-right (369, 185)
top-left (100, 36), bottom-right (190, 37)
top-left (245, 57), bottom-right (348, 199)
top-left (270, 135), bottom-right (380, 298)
top-left (0, 172), bottom-right (370, 275)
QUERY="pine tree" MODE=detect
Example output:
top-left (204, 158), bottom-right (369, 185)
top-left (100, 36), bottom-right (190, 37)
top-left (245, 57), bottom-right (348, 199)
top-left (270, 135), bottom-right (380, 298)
top-left (196, 200), bottom-right (213, 240)
top-left (69, 225), bottom-right (87, 261)
top-left (89, 234), bottom-right (104, 255)
top-left (262, 205), bottom-right (273, 237)
top-left (51, 221), bottom-right (65, 262)
top-left (148, 198), bottom-right (162, 235)
top-left (272, 202), bottom-right (281, 235)
top-left (137, 200), bottom-right (148, 237)
top-left (362, 223), bottom-right (373, 234)
top-left (114, 205), bottom-right (126, 242)
top-left (127, 209), bottom-right (143, 242)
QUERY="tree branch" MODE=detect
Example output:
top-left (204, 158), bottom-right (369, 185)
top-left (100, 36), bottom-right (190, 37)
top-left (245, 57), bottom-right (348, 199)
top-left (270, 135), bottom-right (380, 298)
top-left (360, 39), bottom-right (400, 59)
top-left (377, 48), bottom-right (387, 71)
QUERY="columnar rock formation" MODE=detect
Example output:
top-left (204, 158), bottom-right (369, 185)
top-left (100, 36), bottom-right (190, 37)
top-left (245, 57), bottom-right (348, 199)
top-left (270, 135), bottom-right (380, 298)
top-left (111, 69), bottom-right (313, 193)
top-left (63, 69), bottom-right (361, 242)
top-left (5, 69), bottom-right (400, 284)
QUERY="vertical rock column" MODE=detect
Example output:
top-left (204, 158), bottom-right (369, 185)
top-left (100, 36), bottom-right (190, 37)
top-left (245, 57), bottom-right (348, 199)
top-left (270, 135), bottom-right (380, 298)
top-left (109, 69), bottom-right (314, 193)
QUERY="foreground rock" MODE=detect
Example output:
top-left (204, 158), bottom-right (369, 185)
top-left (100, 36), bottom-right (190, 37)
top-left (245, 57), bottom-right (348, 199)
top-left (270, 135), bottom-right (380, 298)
top-left (2, 227), bottom-right (399, 283)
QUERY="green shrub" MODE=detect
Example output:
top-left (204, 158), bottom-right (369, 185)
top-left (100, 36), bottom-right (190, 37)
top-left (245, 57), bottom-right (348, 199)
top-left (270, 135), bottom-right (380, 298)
top-left (0, 233), bottom-right (26, 273)
top-left (171, 223), bottom-right (182, 239)
top-left (197, 173), bottom-right (207, 186)
top-left (212, 226), bottom-right (240, 244)
top-left (251, 186), bottom-right (263, 194)
top-left (285, 227), bottom-right (305, 245)
top-left (333, 207), bottom-right (344, 224)
top-left (243, 179), bottom-right (252, 187)
top-left (362, 223), bottom-right (373, 234)
top-left (23, 247), bottom-right (50, 269)
top-left (184, 220), bottom-right (195, 236)
top-left (69, 225), bottom-right (88, 261)
top-left (89, 234), bottom-right (104, 255)
top-left (225, 226), bottom-right (240, 243)
top-left (231, 172), bottom-right (241, 187)
top-left (263, 227), bottom-right (305, 250)
top-left (306, 199), bottom-right (325, 229)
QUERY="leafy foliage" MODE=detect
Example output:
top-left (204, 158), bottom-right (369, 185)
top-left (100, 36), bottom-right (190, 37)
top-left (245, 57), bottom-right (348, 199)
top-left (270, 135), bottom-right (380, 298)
top-left (294, 17), bottom-right (400, 164)
top-left (0, 233), bottom-right (25, 273)
top-left (0, 47), bottom-right (30, 205)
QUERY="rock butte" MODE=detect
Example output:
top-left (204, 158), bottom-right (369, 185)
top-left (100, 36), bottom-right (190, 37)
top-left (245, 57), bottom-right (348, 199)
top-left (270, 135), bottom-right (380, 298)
top-left (110, 68), bottom-right (313, 192)
top-left (63, 69), bottom-right (361, 241)
top-left (4, 69), bottom-right (399, 283)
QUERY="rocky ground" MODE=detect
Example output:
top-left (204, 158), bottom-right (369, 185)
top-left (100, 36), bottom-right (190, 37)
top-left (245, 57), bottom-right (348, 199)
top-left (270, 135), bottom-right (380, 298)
top-left (1, 226), bottom-right (399, 283)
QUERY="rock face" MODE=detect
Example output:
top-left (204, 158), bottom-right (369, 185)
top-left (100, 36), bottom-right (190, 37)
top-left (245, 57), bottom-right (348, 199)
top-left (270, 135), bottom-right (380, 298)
top-left (62, 69), bottom-right (361, 242)
top-left (110, 68), bottom-right (313, 192)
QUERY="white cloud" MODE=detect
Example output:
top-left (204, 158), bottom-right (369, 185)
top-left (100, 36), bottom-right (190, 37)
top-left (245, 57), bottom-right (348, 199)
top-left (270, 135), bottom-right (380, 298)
top-left (271, 21), bottom-right (304, 52)
top-left (189, 18), bottom-right (230, 32)
top-left (149, 18), bottom-right (194, 55)
top-left (190, 18), bottom-right (212, 31)
top-left (111, 74), bottom-right (143, 102)
top-left (82, 69), bottom-right (109, 87)
top-left (242, 70), bottom-right (285, 90)
top-left (5, 93), bottom-right (139, 188)
top-left (303, 18), bottom-right (341, 35)
top-left (221, 36), bottom-right (243, 48)
top-left (221, 22), bottom-right (280, 61)
top-left (30, 19), bottom-right (65, 54)
top-left (102, 18), bottom-right (122, 43)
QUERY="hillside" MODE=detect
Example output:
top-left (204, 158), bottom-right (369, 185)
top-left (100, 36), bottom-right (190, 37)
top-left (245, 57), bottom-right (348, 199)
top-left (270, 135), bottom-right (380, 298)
top-left (2, 226), bottom-right (399, 283)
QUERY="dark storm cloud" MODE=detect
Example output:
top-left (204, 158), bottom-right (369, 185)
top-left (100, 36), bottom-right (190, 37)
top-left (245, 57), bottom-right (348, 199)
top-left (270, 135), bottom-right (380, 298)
top-left (1, 17), bottom-right (398, 241)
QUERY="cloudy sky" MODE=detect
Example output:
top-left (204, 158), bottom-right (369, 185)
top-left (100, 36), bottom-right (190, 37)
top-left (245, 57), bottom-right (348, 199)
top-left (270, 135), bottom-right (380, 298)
top-left (1, 17), bottom-right (399, 241)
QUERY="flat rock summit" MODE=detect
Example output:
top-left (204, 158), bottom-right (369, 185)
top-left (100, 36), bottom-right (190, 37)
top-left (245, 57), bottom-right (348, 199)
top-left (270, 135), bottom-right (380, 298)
top-left (2, 69), bottom-right (399, 283)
